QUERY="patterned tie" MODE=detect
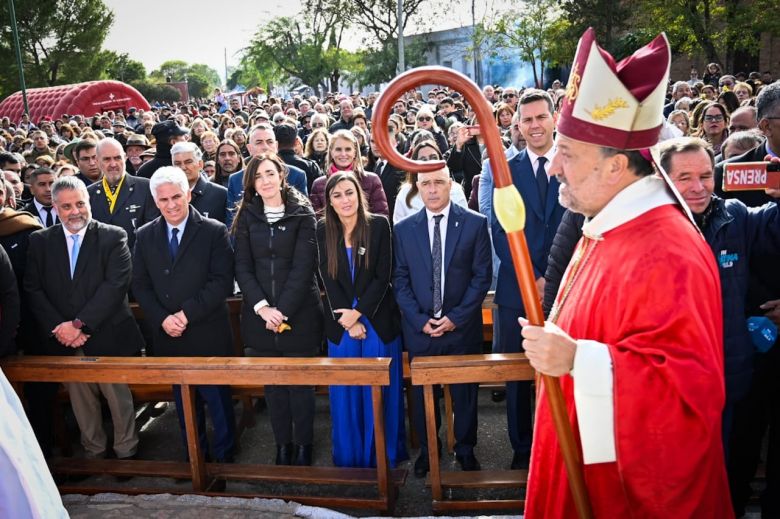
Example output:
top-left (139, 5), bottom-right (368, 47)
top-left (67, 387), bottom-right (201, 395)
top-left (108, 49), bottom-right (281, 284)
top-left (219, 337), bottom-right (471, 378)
top-left (536, 156), bottom-right (548, 207)
top-left (43, 206), bottom-right (54, 228)
top-left (169, 228), bottom-right (179, 261)
top-left (69, 234), bottom-right (80, 278)
top-left (432, 214), bottom-right (444, 316)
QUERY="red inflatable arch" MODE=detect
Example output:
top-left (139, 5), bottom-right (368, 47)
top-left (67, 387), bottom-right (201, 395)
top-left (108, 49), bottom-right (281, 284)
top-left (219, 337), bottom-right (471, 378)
top-left (0, 80), bottom-right (151, 123)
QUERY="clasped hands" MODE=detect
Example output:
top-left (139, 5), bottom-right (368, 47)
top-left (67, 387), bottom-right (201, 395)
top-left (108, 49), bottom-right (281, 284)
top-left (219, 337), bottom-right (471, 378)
top-left (334, 308), bottom-right (366, 340)
top-left (422, 316), bottom-right (456, 338)
top-left (162, 310), bottom-right (189, 337)
top-left (52, 321), bottom-right (90, 348)
top-left (257, 306), bottom-right (289, 334)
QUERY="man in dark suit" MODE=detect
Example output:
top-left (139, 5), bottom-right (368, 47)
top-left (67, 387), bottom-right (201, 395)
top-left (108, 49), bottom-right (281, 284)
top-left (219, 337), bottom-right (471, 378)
top-left (274, 123), bottom-right (322, 193)
top-left (714, 81), bottom-right (780, 516)
top-left (171, 141), bottom-right (228, 223)
top-left (372, 128), bottom-right (406, 216)
top-left (21, 167), bottom-right (59, 228)
top-left (87, 138), bottom-right (160, 250)
top-left (393, 166), bottom-right (492, 477)
top-left (131, 167), bottom-right (236, 473)
top-left (491, 89), bottom-right (564, 470)
top-left (24, 176), bottom-right (142, 460)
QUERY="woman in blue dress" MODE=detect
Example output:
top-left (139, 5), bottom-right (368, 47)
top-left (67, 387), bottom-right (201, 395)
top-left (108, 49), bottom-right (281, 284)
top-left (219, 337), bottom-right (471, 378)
top-left (316, 172), bottom-right (408, 468)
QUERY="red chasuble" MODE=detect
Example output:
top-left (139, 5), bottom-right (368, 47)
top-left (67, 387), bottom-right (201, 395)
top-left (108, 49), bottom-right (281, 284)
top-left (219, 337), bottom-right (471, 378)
top-left (525, 204), bottom-right (733, 518)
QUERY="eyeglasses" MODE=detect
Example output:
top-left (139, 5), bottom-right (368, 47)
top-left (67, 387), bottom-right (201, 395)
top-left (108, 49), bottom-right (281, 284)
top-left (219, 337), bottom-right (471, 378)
top-left (312, 122), bottom-right (326, 128)
top-left (703, 114), bottom-right (724, 122)
top-left (417, 117), bottom-right (432, 122)
top-left (503, 93), bottom-right (517, 99)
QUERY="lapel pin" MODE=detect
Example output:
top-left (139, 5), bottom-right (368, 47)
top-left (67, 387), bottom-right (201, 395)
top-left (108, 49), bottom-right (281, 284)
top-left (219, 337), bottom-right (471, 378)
top-left (357, 246), bottom-right (366, 256)
top-left (455, 221), bottom-right (459, 227)
top-left (96, 189), bottom-right (101, 194)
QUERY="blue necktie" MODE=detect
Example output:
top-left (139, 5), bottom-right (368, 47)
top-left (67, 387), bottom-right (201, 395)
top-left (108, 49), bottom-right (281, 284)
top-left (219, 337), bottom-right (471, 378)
top-left (70, 234), bottom-right (80, 278)
top-left (536, 156), bottom-right (548, 207)
top-left (169, 228), bottom-right (179, 261)
top-left (432, 214), bottom-right (444, 316)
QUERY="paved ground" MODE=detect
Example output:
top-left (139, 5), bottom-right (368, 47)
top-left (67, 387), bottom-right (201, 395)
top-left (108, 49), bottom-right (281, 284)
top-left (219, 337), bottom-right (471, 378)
top-left (56, 388), bottom-right (765, 518)
top-left (58, 388), bottom-right (527, 517)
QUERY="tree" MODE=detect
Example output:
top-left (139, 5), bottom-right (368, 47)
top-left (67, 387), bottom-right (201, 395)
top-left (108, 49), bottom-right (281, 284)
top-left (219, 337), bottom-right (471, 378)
top-left (633, 0), bottom-right (779, 70)
top-left (130, 80), bottom-right (181, 104)
top-left (308, 0), bottom-right (435, 85)
top-left (477, 0), bottom-right (565, 87)
top-left (150, 60), bottom-right (221, 99)
top-left (100, 51), bottom-right (146, 83)
top-left (0, 0), bottom-right (113, 97)
top-left (558, 0), bottom-right (631, 55)
top-left (242, 6), bottom-right (353, 95)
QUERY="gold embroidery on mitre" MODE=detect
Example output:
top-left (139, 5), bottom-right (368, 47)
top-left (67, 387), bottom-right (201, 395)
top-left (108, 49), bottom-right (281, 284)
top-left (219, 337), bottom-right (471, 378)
top-left (586, 98), bottom-right (629, 121)
top-left (564, 63), bottom-right (580, 102)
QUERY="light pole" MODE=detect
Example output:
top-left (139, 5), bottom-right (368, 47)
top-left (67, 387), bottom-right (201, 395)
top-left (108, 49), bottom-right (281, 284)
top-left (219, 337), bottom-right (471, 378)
top-left (8, 0), bottom-right (30, 117)
top-left (397, 0), bottom-right (405, 74)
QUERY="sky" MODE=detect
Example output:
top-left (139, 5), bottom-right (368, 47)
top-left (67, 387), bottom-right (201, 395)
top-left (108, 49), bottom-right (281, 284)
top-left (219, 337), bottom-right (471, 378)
top-left (102, 0), bottom-right (304, 84)
top-left (101, 0), bottom-right (496, 86)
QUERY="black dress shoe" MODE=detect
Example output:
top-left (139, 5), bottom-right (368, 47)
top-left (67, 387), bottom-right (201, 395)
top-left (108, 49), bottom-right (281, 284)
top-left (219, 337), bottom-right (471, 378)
top-left (511, 451), bottom-right (530, 470)
top-left (456, 453), bottom-right (481, 471)
top-left (115, 454), bottom-right (137, 482)
top-left (491, 389), bottom-right (506, 402)
top-left (293, 444), bottom-right (312, 466)
top-left (276, 443), bottom-right (293, 465)
top-left (413, 453), bottom-right (430, 478)
top-left (209, 478), bottom-right (227, 492)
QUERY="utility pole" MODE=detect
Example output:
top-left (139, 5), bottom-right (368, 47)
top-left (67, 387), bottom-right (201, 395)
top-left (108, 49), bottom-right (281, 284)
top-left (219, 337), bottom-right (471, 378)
top-left (8, 0), bottom-right (29, 117)
top-left (472, 0), bottom-right (482, 85)
top-left (397, 0), bottom-right (405, 74)
top-left (224, 48), bottom-right (229, 89)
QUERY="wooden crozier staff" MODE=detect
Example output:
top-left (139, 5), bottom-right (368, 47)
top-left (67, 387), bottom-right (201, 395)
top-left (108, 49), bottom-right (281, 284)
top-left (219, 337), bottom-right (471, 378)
top-left (371, 67), bottom-right (594, 519)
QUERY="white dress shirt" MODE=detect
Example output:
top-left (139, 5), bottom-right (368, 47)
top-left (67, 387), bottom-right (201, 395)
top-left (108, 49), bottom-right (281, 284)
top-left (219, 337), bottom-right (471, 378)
top-left (524, 146), bottom-right (555, 180)
top-left (62, 223), bottom-right (88, 272)
top-left (34, 199), bottom-right (57, 227)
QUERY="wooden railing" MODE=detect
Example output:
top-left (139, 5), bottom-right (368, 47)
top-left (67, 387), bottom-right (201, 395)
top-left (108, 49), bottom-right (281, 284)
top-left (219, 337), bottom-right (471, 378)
top-left (2, 356), bottom-right (406, 513)
top-left (410, 352), bottom-right (535, 512)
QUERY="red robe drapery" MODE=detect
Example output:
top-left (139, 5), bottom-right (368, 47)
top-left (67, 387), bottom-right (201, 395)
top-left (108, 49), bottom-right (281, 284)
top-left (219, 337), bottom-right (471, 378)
top-left (525, 204), bottom-right (733, 518)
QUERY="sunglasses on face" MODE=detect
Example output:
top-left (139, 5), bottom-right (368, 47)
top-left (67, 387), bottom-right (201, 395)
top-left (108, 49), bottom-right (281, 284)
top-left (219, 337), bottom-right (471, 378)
top-left (417, 117), bottom-right (432, 122)
top-left (503, 93), bottom-right (517, 99)
top-left (312, 122), bottom-right (325, 128)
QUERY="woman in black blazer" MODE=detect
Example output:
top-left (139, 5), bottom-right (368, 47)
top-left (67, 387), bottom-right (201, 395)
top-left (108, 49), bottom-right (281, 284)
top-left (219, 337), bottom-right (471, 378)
top-left (233, 153), bottom-right (323, 467)
top-left (317, 172), bottom-right (408, 468)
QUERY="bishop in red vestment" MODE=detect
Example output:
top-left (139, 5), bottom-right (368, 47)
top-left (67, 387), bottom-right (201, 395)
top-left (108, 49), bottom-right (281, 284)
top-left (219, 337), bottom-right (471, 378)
top-left (521, 28), bottom-right (733, 518)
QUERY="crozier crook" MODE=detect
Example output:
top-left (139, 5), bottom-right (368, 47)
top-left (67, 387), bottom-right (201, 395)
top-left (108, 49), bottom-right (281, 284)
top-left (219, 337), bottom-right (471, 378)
top-left (371, 66), bottom-right (593, 519)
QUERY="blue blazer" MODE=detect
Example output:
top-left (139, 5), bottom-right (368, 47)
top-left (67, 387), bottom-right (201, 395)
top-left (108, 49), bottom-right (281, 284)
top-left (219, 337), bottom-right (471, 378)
top-left (226, 164), bottom-right (308, 228)
top-left (393, 203), bottom-right (492, 355)
top-left (492, 149), bottom-right (564, 311)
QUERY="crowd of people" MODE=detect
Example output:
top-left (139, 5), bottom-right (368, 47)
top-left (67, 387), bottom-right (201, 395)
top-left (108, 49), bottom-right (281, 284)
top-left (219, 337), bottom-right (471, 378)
top-left (1, 33), bottom-right (779, 517)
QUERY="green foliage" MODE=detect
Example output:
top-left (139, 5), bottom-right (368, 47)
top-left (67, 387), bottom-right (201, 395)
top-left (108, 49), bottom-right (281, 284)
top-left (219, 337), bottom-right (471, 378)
top-left (352, 37), bottom-right (431, 87)
top-left (100, 51), bottom-right (146, 83)
top-left (130, 80), bottom-right (181, 104)
top-left (241, 5), bottom-right (353, 94)
top-left (477, 0), bottom-right (565, 87)
top-left (558, 0), bottom-right (631, 55)
top-left (0, 0), bottom-right (113, 97)
top-left (150, 60), bottom-right (221, 99)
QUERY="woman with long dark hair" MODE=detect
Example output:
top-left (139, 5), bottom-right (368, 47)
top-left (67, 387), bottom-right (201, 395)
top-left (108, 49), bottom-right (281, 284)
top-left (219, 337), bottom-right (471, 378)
top-left (233, 153), bottom-right (323, 467)
top-left (317, 172), bottom-right (407, 468)
top-left (695, 102), bottom-right (730, 155)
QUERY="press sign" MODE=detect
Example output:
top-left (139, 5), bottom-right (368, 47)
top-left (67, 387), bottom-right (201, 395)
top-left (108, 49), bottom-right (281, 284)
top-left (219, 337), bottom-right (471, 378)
top-left (723, 162), bottom-right (780, 191)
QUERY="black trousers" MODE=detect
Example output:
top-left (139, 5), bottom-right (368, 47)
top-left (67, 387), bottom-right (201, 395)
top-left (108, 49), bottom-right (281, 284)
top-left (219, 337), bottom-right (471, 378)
top-left (728, 345), bottom-right (780, 518)
top-left (497, 305), bottom-right (533, 458)
top-left (408, 349), bottom-right (478, 457)
top-left (244, 346), bottom-right (317, 446)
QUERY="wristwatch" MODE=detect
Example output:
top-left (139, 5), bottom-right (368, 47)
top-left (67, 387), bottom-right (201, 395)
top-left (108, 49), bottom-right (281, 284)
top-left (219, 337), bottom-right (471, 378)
top-left (72, 318), bottom-right (92, 335)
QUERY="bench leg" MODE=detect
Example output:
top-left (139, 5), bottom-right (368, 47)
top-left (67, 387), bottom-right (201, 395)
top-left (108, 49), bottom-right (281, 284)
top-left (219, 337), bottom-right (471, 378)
top-left (425, 384), bottom-right (443, 502)
top-left (181, 384), bottom-right (207, 491)
top-left (444, 384), bottom-right (454, 454)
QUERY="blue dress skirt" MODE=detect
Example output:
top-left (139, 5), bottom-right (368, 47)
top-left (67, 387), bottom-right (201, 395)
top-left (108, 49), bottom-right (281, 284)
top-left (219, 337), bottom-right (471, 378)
top-left (328, 247), bottom-right (408, 468)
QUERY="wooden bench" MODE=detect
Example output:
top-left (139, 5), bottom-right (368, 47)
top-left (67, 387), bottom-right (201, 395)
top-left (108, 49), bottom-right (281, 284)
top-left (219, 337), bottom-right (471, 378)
top-left (410, 352), bottom-right (535, 512)
top-left (2, 356), bottom-right (406, 513)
